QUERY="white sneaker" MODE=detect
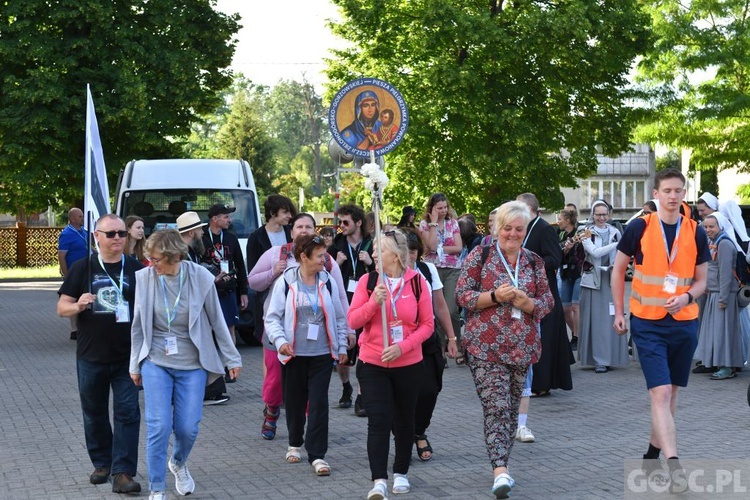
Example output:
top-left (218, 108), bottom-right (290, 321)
top-left (492, 473), bottom-right (515, 499)
top-left (515, 425), bottom-right (535, 442)
top-left (168, 459), bottom-right (195, 495)
top-left (149, 492), bottom-right (166, 500)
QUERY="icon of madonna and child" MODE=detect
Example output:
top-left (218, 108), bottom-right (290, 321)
top-left (338, 90), bottom-right (401, 152)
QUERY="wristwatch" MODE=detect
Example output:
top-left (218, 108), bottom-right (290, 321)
top-left (490, 290), bottom-right (500, 305)
top-left (685, 292), bottom-right (694, 304)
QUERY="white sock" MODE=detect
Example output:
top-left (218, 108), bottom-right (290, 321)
top-left (518, 413), bottom-right (528, 428)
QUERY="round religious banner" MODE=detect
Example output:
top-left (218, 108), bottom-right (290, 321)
top-left (328, 78), bottom-right (409, 158)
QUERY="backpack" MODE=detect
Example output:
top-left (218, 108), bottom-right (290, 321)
top-left (714, 234), bottom-right (750, 286)
top-left (365, 270), bottom-right (423, 323)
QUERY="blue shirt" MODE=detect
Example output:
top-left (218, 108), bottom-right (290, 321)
top-left (58, 225), bottom-right (89, 268)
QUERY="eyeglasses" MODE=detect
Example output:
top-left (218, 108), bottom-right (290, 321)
top-left (340, 219), bottom-right (352, 227)
top-left (148, 255), bottom-right (166, 264)
top-left (593, 213), bottom-right (609, 218)
top-left (96, 230), bottom-right (128, 238)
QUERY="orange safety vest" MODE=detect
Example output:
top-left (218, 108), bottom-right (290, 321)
top-left (630, 213), bottom-right (699, 320)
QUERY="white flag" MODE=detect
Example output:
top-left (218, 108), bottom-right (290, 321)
top-left (84, 84), bottom-right (111, 231)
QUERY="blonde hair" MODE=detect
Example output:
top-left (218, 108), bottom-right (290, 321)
top-left (144, 229), bottom-right (188, 264)
top-left (380, 229), bottom-right (409, 271)
top-left (494, 201), bottom-right (532, 238)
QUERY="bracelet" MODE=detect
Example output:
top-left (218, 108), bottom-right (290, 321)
top-left (489, 290), bottom-right (499, 304)
top-left (685, 291), bottom-right (694, 304)
top-left (428, 222), bottom-right (438, 227)
top-left (447, 337), bottom-right (457, 342)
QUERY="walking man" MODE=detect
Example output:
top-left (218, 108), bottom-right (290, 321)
top-left (612, 168), bottom-right (709, 486)
top-left (57, 214), bottom-right (143, 493)
top-left (58, 207), bottom-right (89, 340)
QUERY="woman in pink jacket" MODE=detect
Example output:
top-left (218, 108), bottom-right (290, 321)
top-left (348, 229), bottom-right (434, 500)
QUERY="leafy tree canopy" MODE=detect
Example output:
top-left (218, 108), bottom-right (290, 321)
top-left (325, 0), bottom-right (651, 215)
top-left (0, 0), bottom-right (240, 217)
top-left (635, 0), bottom-right (750, 176)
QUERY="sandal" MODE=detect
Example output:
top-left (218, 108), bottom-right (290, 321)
top-left (392, 473), bottom-right (410, 494)
top-left (285, 446), bottom-right (302, 463)
top-left (414, 434), bottom-right (433, 461)
top-left (367, 480), bottom-right (388, 500)
top-left (311, 459), bottom-right (331, 476)
top-left (262, 405), bottom-right (280, 440)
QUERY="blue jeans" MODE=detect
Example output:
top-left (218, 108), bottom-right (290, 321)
top-left (76, 358), bottom-right (140, 475)
top-left (141, 360), bottom-right (207, 492)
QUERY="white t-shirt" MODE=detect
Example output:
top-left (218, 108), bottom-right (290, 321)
top-left (414, 261), bottom-right (443, 295)
top-left (267, 228), bottom-right (287, 247)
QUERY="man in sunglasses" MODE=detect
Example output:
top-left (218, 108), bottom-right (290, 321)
top-left (327, 203), bottom-right (375, 415)
top-left (57, 214), bottom-right (144, 494)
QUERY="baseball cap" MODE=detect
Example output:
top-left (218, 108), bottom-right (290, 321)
top-left (208, 204), bottom-right (236, 218)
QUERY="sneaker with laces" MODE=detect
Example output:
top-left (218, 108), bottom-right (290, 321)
top-left (202, 394), bottom-right (229, 406)
top-left (169, 459), bottom-right (195, 496)
top-left (515, 425), bottom-right (535, 443)
top-left (149, 492), bottom-right (166, 500)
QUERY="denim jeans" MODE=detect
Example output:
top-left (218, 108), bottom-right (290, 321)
top-left (141, 360), bottom-right (207, 492)
top-left (76, 358), bottom-right (140, 475)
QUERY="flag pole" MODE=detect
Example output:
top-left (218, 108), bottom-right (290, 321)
top-left (370, 150), bottom-right (388, 351)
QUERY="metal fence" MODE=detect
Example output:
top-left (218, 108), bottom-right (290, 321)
top-left (0, 224), bottom-right (62, 268)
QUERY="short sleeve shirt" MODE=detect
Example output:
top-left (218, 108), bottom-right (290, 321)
top-left (58, 225), bottom-right (89, 268)
top-left (617, 217), bottom-right (710, 266)
top-left (419, 218), bottom-right (462, 268)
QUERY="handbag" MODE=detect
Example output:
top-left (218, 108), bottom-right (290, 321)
top-left (738, 285), bottom-right (750, 308)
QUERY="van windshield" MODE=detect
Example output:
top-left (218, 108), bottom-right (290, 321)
top-left (121, 189), bottom-right (260, 238)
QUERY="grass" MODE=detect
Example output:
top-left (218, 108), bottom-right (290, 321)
top-left (0, 264), bottom-right (61, 280)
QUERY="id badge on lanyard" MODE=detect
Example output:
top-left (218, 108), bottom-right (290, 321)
top-left (663, 273), bottom-right (679, 294)
top-left (389, 320), bottom-right (404, 343)
top-left (116, 301), bottom-right (130, 323)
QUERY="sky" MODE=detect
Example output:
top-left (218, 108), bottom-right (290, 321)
top-left (215, 0), bottom-right (345, 89)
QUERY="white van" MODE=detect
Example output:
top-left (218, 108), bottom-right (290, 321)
top-left (114, 159), bottom-right (262, 255)
top-left (114, 159), bottom-right (263, 344)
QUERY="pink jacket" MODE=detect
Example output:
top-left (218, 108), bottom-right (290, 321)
top-left (347, 267), bottom-right (434, 368)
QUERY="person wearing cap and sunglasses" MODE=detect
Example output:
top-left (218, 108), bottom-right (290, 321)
top-left (57, 214), bottom-right (144, 494)
top-left (264, 234), bottom-right (349, 477)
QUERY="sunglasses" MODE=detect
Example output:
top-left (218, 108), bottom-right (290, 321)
top-left (96, 230), bottom-right (128, 238)
top-left (340, 219), bottom-right (352, 226)
top-left (384, 230), bottom-right (403, 243)
top-left (301, 235), bottom-right (324, 252)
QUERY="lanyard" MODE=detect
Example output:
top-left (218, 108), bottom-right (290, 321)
top-left (347, 241), bottom-right (361, 278)
top-left (658, 217), bottom-right (682, 271)
top-left (69, 224), bottom-right (87, 242)
top-left (298, 270), bottom-right (319, 315)
top-left (160, 266), bottom-right (184, 332)
top-left (496, 242), bottom-right (520, 287)
top-left (384, 273), bottom-right (406, 318)
top-left (97, 254), bottom-right (124, 297)
top-left (212, 230), bottom-right (225, 260)
top-left (522, 217), bottom-right (541, 248)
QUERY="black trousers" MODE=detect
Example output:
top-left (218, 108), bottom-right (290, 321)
top-left (415, 351), bottom-right (445, 436)
top-left (281, 354), bottom-right (332, 463)
top-left (357, 360), bottom-right (424, 480)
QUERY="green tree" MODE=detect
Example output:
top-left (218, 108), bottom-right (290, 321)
top-left (635, 1), bottom-right (750, 181)
top-left (265, 79), bottom-right (334, 197)
top-left (0, 0), bottom-right (239, 219)
top-left (216, 90), bottom-right (276, 200)
top-left (326, 0), bottom-right (651, 215)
